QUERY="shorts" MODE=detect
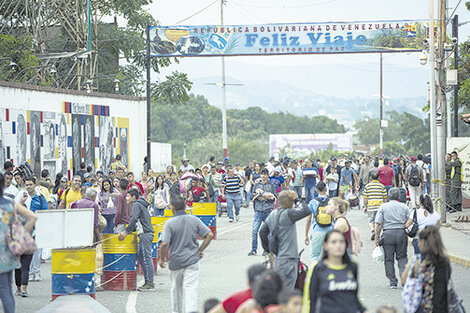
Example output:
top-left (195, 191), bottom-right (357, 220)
top-left (367, 210), bottom-right (378, 224)
top-left (339, 185), bottom-right (350, 194)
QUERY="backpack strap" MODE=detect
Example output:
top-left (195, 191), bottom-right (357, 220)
top-left (63, 188), bottom-right (71, 209)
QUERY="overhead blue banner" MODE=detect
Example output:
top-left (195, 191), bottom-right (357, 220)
top-left (149, 20), bottom-right (428, 57)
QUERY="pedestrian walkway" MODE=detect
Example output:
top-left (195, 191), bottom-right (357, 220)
top-left (440, 224), bottom-right (470, 268)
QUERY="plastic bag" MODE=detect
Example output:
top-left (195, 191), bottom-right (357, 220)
top-left (372, 246), bottom-right (384, 263)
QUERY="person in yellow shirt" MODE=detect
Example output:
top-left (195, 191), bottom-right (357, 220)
top-left (109, 154), bottom-right (127, 173)
top-left (59, 175), bottom-right (82, 209)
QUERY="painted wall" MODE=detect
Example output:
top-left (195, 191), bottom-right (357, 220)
top-left (0, 83), bottom-right (147, 179)
top-left (151, 142), bottom-right (172, 173)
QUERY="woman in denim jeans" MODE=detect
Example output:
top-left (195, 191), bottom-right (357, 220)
top-left (0, 173), bottom-right (37, 313)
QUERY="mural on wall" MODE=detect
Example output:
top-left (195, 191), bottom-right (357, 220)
top-left (0, 103), bottom-right (130, 180)
top-left (71, 114), bottom-right (82, 174)
top-left (43, 112), bottom-right (56, 160)
top-left (99, 116), bottom-right (114, 174)
top-left (83, 115), bottom-right (95, 171)
top-left (30, 111), bottom-right (42, 176)
top-left (58, 114), bottom-right (68, 175)
top-left (16, 113), bottom-right (27, 164)
top-left (118, 117), bottom-right (129, 168)
top-left (0, 110), bottom-right (5, 167)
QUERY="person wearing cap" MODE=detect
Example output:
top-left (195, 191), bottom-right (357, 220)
top-left (57, 177), bottom-right (68, 199)
top-left (405, 157), bottom-right (425, 209)
top-left (216, 162), bottom-right (226, 175)
top-left (339, 160), bottom-right (359, 199)
top-left (81, 173), bottom-right (92, 187)
top-left (270, 166), bottom-right (286, 194)
top-left (180, 157), bottom-right (195, 173)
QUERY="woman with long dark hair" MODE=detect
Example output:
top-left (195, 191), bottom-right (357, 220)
top-left (303, 230), bottom-right (366, 313)
top-left (98, 178), bottom-right (118, 233)
top-left (151, 174), bottom-right (169, 216)
top-left (0, 173), bottom-right (37, 308)
top-left (402, 226), bottom-right (451, 313)
top-left (52, 173), bottom-right (63, 194)
top-left (405, 194), bottom-right (440, 254)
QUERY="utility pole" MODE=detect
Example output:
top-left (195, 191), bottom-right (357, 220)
top-left (146, 24), bottom-right (152, 167)
top-left (436, 0), bottom-right (447, 223)
top-left (453, 15), bottom-right (459, 137)
top-left (429, 0), bottom-right (438, 200)
top-left (220, 0), bottom-right (228, 158)
top-left (379, 53), bottom-right (384, 157)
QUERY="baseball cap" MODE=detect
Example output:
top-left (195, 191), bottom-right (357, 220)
top-left (83, 173), bottom-right (91, 179)
top-left (330, 157), bottom-right (337, 161)
top-left (410, 156), bottom-right (417, 161)
top-left (60, 177), bottom-right (67, 182)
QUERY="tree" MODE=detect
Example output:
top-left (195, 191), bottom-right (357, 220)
top-left (0, 35), bottom-right (41, 83)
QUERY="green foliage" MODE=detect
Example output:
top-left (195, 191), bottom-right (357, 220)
top-left (152, 94), bottom-right (346, 166)
top-left (354, 110), bottom-right (430, 155)
top-left (373, 141), bottom-right (407, 156)
top-left (0, 35), bottom-right (40, 82)
top-left (151, 71), bottom-right (193, 104)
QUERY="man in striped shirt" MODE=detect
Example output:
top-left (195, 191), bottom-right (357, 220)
top-left (222, 168), bottom-right (245, 222)
top-left (363, 172), bottom-right (387, 241)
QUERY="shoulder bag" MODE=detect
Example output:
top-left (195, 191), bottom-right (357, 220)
top-left (405, 209), bottom-right (419, 238)
top-left (402, 254), bottom-right (423, 313)
top-left (7, 209), bottom-right (37, 256)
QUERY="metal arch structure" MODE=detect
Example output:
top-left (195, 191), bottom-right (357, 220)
top-left (0, 0), bottom-right (99, 90)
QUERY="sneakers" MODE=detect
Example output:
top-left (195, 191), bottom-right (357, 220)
top-left (262, 251), bottom-right (269, 256)
top-left (235, 215), bottom-right (240, 221)
top-left (21, 291), bottom-right (29, 298)
top-left (389, 284), bottom-right (398, 289)
top-left (248, 250), bottom-right (257, 256)
top-left (229, 218), bottom-right (234, 223)
top-left (370, 231), bottom-right (375, 241)
top-left (138, 282), bottom-right (155, 292)
top-left (34, 274), bottom-right (42, 282)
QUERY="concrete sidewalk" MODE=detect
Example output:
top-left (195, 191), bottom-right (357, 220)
top-left (440, 225), bottom-right (470, 268)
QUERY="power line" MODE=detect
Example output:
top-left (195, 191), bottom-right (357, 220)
top-left (170, 0), bottom-right (219, 25)
top-left (226, 2), bottom-right (259, 23)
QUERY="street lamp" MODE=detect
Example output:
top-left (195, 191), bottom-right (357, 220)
top-left (86, 79), bottom-right (93, 93)
top-left (114, 78), bottom-right (120, 92)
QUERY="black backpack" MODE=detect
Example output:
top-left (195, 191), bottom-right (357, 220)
top-left (408, 165), bottom-right (421, 187)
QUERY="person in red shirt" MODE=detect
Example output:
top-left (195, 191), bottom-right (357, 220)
top-left (186, 178), bottom-right (210, 207)
top-left (126, 172), bottom-right (144, 195)
top-left (208, 264), bottom-right (266, 313)
top-left (378, 158), bottom-right (396, 192)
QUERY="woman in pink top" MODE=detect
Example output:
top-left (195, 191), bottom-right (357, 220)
top-left (140, 171), bottom-right (152, 200)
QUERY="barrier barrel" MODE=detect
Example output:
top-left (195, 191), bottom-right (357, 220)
top-left (101, 233), bottom-right (137, 291)
top-left (51, 248), bottom-right (96, 300)
top-left (193, 203), bottom-right (217, 239)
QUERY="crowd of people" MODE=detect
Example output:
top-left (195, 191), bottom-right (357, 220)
top-left (0, 150), bottom-right (466, 313)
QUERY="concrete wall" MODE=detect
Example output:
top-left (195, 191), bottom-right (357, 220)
top-left (0, 82), bottom-right (147, 179)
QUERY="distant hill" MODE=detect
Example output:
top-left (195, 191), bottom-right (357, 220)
top-left (190, 76), bottom-right (427, 128)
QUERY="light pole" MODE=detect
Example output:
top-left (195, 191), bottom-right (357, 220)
top-left (379, 53), bottom-right (384, 157)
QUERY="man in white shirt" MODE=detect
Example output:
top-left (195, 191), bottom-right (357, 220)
top-left (416, 154), bottom-right (430, 195)
top-left (3, 171), bottom-right (18, 201)
top-left (179, 158), bottom-right (195, 173)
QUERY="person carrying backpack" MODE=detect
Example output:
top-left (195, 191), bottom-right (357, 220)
top-left (304, 182), bottom-right (333, 263)
top-left (259, 190), bottom-right (311, 289)
top-left (405, 157), bottom-right (425, 209)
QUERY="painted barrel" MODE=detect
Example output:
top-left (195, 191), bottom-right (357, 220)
top-left (101, 233), bottom-right (137, 291)
top-left (193, 203), bottom-right (217, 239)
top-left (51, 248), bottom-right (96, 300)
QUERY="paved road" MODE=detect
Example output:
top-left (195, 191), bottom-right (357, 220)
top-left (13, 205), bottom-right (470, 313)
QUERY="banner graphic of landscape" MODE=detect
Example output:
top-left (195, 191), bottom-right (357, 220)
top-left (149, 20), bottom-right (428, 57)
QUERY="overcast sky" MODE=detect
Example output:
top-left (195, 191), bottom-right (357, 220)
top-left (145, 0), bottom-right (470, 100)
